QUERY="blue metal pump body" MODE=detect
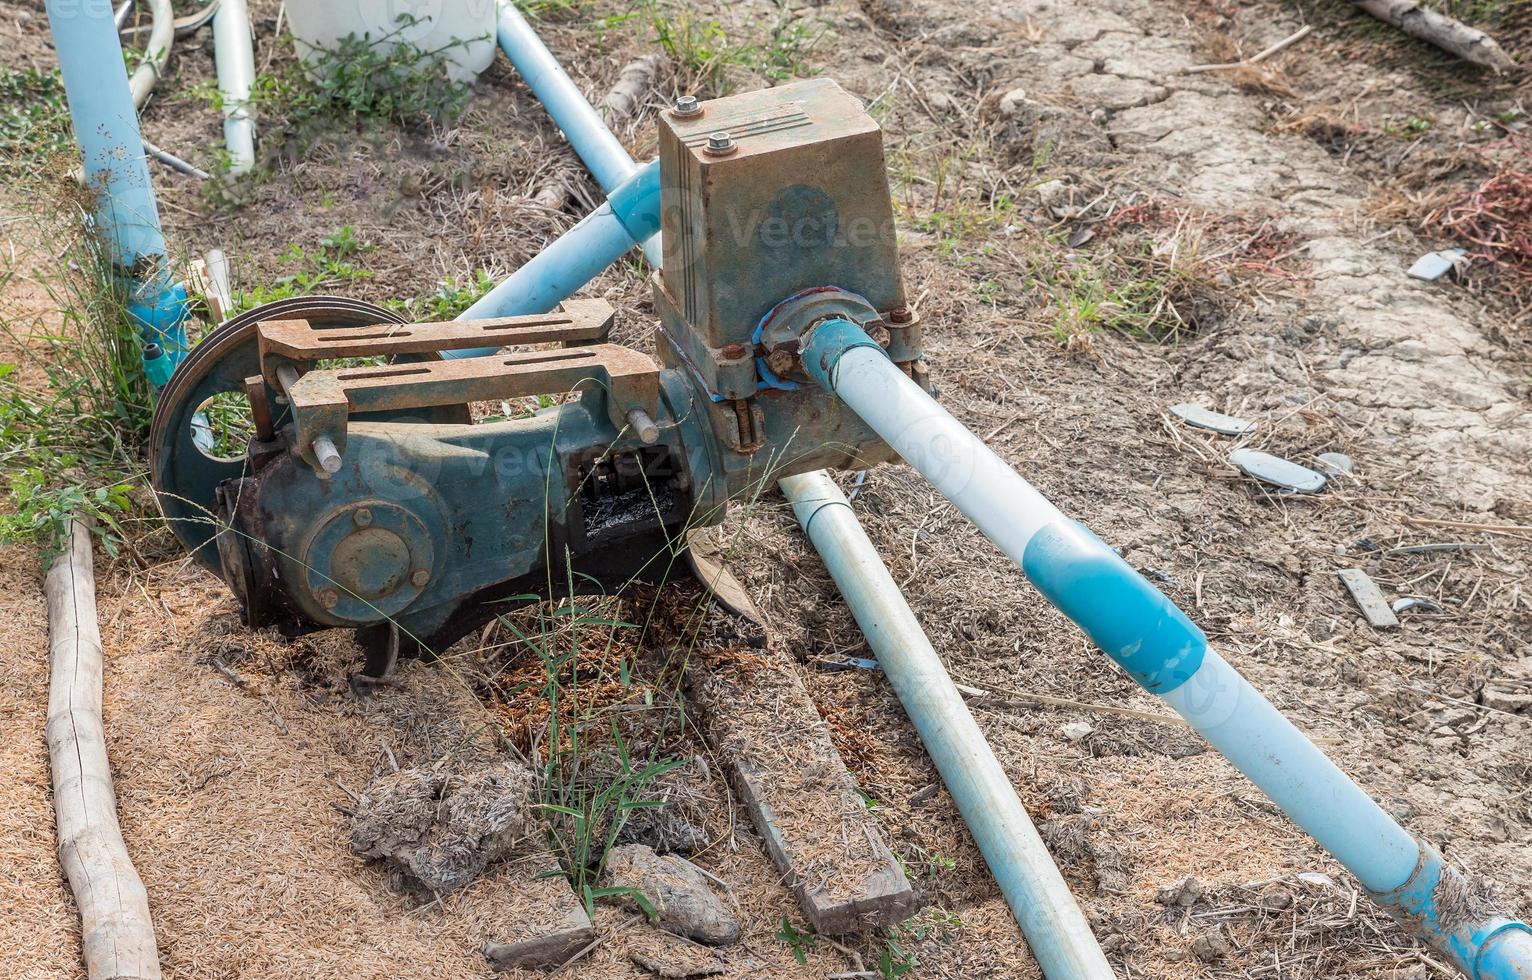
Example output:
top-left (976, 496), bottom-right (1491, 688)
top-left (212, 79), bottom-right (928, 652)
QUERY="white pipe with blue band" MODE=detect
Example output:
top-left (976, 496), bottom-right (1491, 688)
top-left (800, 316), bottom-right (1532, 978)
top-left (45, 0), bottom-right (191, 385)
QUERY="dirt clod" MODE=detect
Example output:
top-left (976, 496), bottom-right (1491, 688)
top-left (350, 761), bottom-right (535, 893)
top-left (602, 844), bottom-right (741, 946)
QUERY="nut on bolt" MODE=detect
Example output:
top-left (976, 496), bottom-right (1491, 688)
top-left (318, 588), bottom-right (340, 609)
top-left (889, 306), bottom-right (913, 324)
top-left (704, 131), bottom-right (735, 156)
top-left (353, 507), bottom-right (373, 527)
top-left (410, 568), bottom-right (431, 588)
top-left (672, 94), bottom-right (702, 117)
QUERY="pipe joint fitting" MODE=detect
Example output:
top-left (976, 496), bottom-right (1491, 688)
top-left (754, 286), bottom-right (890, 389)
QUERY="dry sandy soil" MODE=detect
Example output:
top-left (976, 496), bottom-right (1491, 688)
top-left (2, 0), bottom-right (1530, 977)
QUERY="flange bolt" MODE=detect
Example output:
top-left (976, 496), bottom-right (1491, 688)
top-left (410, 568), bottom-right (431, 588)
top-left (673, 95), bottom-right (702, 117)
top-left (705, 132), bottom-right (735, 155)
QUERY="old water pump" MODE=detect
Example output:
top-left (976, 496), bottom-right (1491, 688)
top-left (150, 79), bottom-right (923, 670)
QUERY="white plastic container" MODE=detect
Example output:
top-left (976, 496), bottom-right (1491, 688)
top-left (287, 1), bottom-right (498, 84)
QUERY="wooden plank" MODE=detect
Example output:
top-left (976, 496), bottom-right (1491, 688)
top-left (1338, 568), bottom-right (1399, 629)
top-left (690, 654), bottom-right (919, 934)
top-left (481, 861), bottom-right (595, 972)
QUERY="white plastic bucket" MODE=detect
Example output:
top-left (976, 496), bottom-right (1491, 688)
top-left (287, 1), bottom-right (498, 84)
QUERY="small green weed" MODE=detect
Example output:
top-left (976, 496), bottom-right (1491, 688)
top-left (600, 3), bottom-right (820, 95)
top-left (0, 218), bottom-right (159, 556)
top-left (231, 226), bottom-right (374, 312)
top-left (387, 268), bottom-right (497, 320)
top-left (0, 67), bottom-right (72, 175)
top-left (877, 937), bottom-right (917, 979)
top-left (776, 916), bottom-right (816, 964)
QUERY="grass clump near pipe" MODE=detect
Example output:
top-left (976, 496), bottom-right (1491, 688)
top-left (0, 206), bottom-right (161, 559)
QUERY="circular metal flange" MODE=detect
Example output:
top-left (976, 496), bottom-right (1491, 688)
top-left (149, 297), bottom-right (468, 571)
top-left (301, 500), bottom-right (434, 624)
top-left (754, 286), bottom-right (886, 383)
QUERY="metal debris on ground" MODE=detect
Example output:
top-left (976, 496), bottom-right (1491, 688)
top-left (1316, 452), bottom-right (1354, 476)
top-left (1406, 248), bottom-right (1467, 282)
top-left (1170, 403), bottom-right (1257, 435)
top-left (1391, 597), bottom-right (1445, 615)
top-left (1228, 448), bottom-right (1327, 493)
top-left (1337, 569), bottom-right (1400, 629)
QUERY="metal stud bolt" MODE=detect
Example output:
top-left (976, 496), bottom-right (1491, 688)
top-left (704, 131), bottom-right (735, 156)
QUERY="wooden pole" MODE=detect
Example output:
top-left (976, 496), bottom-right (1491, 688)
top-left (45, 520), bottom-right (162, 980)
top-left (1353, 0), bottom-right (1519, 71)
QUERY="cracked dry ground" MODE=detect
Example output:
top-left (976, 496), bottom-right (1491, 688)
top-left (4, 0), bottom-right (1532, 977)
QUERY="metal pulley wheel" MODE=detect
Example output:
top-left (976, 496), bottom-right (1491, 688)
top-left (148, 296), bottom-right (468, 570)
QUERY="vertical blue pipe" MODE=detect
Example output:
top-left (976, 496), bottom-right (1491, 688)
top-left (801, 318), bottom-right (1532, 979)
top-left (45, 0), bottom-right (189, 380)
top-left (494, 0), bottom-right (663, 268)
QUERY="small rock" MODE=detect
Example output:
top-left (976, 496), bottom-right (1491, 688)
top-left (1483, 688), bottom-right (1532, 714)
top-left (1170, 403), bottom-right (1257, 436)
top-left (1407, 248), bottom-right (1467, 282)
top-left (1316, 451), bottom-right (1353, 476)
top-left (350, 762), bottom-right (535, 893)
top-left (632, 952), bottom-right (726, 978)
top-left (1035, 179), bottom-right (1076, 218)
top-left (1061, 721), bottom-right (1094, 742)
top-left (1228, 448), bottom-right (1327, 494)
top-left (1191, 930), bottom-right (1230, 963)
top-left (1156, 875), bottom-right (1204, 908)
top-left (998, 87), bottom-right (1030, 117)
top-left (1258, 884), bottom-right (1293, 910)
top-left (602, 845), bottom-right (741, 945)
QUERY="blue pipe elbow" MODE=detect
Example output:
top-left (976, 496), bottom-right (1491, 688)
top-left (127, 276), bottom-right (191, 387)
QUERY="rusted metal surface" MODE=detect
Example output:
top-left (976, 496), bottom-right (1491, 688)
top-left (257, 298), bottom-right (614, 387)
top-left (654, 78), bottom-right (907, 399)
top-left (284, 343), bottom-right (661, 472)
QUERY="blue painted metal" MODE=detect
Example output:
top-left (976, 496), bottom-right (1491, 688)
top-left (801, 317), bottom-right (1532, 978)
top-left (46, 0), bottom-right (190, 381)
top-left (1022, 519), bottom-right (1206, 694)
top-left (493, 0), bottom-right (663, 268)
top-left (445, 159), bottom-right (661, 356)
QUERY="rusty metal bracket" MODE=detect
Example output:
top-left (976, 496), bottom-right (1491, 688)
top-left (256, 298), bottom-right (615, 391)
top-left (283, 343), bottom-right (660, 473)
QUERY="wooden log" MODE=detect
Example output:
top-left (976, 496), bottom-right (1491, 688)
top-left (45, 521), bottom-right (162, 980)
top-left (598, 55), bottom-right (664, 126)
top-left (1352, 0), bottom-right (1518, 71)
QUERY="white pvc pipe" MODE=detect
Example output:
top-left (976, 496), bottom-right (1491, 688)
top-left (211, 0), bottom-right (255, 174)
top-left (779, 471), bottom-right (1114, 979)
top-left (128, 0), bottom-right (173, 109)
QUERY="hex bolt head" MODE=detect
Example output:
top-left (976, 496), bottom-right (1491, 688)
top-left (410, 568), bottom-right (431, 588)
top-left (673, 94), bottom-right (702, 117)
top-left (704, 131), bottom-right (735, 155)
top-left (720, 342), bottom-right (749, 360)
top-left (318, 588), bottom-right (340, 609)
top-left (889, 306), bottom-right (913, 324)
top-left (353, 507), bottom-right (373, 527)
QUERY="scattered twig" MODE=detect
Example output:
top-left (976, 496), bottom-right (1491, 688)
top-left (548, 913), bottom-right (645, 977)
top-left (599, 54), bottom-right (664, 127)
top-left (1183, 25), bottom-right (1313, 73)
top-left (953, 678), bottom-right (1190, 727)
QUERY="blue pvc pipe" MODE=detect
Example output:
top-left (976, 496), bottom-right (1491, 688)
top-left (780, 471), bottom-right (1114, 978)
top-left (444, 158), bottom-right (661, 355)
top-left (494, 0), bottom-right (663, 268)
top-left (801, 318), bottom-right (1532, 979)
top-left (46, 0), bottom-right (190, 377)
